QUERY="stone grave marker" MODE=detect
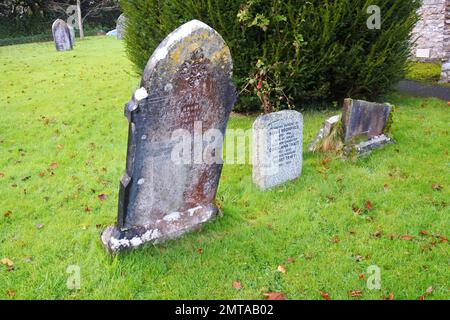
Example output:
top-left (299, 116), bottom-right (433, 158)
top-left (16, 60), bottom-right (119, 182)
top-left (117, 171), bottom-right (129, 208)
top-left (253, 110), bottom-right (303, 190)
top-left (342, 98), bottom-right (392, 143)
top-left (116, 14), bottom-right (127, 40)
top-left (68, 25), bottom-right (75, 46)
top-left (101, 20), bottom-right (236, 253)
top-left (52, 19), bottom-right (72, 52)
top-left (309, 98), bottom-right (394, 155)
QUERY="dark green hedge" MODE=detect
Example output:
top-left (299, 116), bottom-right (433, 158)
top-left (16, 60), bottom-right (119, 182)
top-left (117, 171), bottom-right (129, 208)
top-left (121, 0), bottom-right (420, 112)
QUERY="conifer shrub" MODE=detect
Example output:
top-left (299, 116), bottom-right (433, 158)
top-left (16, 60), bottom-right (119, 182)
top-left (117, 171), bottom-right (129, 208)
top-left (121, 0), bottom-right (419, 112)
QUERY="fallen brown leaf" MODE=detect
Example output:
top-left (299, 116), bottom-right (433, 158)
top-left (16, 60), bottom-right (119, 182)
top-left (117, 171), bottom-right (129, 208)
top-left (420, 230), bottom-right (429, 236)
top-left (352, 204), bottom-right (362, 215)
top-left (432, 184), bottom-right (443, 191)
top-left (38, 172), bottom-right (45, 177)
top-left (438, 235), bottom-right (449, 243)
top-left (365, 201), bottom-right (373, 210)
top-left (373, 231), bottom-right (382, 238)
top-left (385, 293), bottom-right (394, 300)
top-left (263, 292), bottom-right (285, 300)
top-left (331, 236), bottom-right (340, 244)
top-left (277, 265), bottom-right (286, 273)
top-left (1, 258), bottom-right (14, 267)
top-left (419, 286), bottom-right (433, 300)
top-left (232, 281), bottom-right (243, 290)
top-left (84, 207), bottom-right (92, 212)
top-left (197, 248), bottom-right (203, 254)
top-left (0, 172), bottom-right (4, 178)
top-left (6, 289), bottom-right (16, 297)
top-left (319, 291), bottom-right (331, 300)
top-left (4, 210), bottom-right (12, 218)
top-left (56, 144), bottom-right (63, 150)
top-left (49, 162), bottom-right (58, 169)
top-left (286, 257), bottom-right (295, 264)
top-left (400, 235), bottom-right (414, 241)
top-left (358, 273), bottom-right (365, 280)
top-left (349, 290), bottom-right (363, 298)
top-left (98, 194), bottom-right (108, 201)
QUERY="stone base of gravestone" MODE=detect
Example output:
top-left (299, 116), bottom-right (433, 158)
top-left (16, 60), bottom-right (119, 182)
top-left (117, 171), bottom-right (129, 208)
top-left (253, 110), bottom-right (303, 190)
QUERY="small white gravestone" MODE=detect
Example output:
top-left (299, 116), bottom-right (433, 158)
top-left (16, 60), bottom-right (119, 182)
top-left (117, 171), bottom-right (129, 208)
top-left (253, 110), bottom-right (303, 190)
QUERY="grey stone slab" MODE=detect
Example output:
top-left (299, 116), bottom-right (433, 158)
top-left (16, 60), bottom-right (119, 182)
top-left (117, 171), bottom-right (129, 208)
top-left (101, 20), bottom-right (236, 253)
top-left (253, 110), bottom-right (303, 190)
top-left (342, 99), bottom-right (392, 143)
top-left (68, 25), bottom-right (75, 46)
top-left (308, 115), bottom-right (340, 152)
top-left (52, 19), bottom-right (72, 52)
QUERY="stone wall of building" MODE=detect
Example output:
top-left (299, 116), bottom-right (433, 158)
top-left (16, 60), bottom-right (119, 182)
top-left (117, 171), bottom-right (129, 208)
top-left (440, 1), bottom-right (450, 82)
top-left (411, 0), bottom-right (446, 61)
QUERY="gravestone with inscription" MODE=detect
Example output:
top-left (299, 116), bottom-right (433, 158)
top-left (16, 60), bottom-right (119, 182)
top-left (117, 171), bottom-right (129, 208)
top-left (253, 110), bottom-right (303, 190)
top-left (52, 19), bottom-right (72, 52)
top-left (116, 14), bottom-right (127, 40)
top-left (101, 20), bottom-right (236, 253)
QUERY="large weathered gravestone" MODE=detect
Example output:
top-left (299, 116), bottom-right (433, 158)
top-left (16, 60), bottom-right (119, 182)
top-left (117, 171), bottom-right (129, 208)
top-left (101, 20), bottom-right (236, 253)
top-left (309, 98), bottom-right (394, 155)
top-left (116, 14), bottom-right (127, 40)
top-left (253, 110), bottom-right (303, 190)
top-left (52, 19), bottom-right (72, 52)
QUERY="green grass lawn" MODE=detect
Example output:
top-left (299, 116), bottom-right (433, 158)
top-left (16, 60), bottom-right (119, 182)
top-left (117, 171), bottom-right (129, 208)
top-left (0, 37), bottom-right (449, 300)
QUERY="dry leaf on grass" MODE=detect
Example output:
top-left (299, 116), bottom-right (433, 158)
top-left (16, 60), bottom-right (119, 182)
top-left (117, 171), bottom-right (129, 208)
top-left (320, 291), bottom-right (331, 300)
top-left (1, 258), bottom-right (14, 267)
top-left (263, 292), bottom-right (286, 300)
top-left (277, 265), bottom-right (286, 273)
top-left (232, 281), bottom-right (243, 290)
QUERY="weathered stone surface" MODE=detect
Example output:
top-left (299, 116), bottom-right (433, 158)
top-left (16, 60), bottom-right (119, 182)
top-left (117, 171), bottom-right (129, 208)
top-left (52, 19), bottom-right (72, 52)
top-left (411, 0), bottom-right (448, 61)
top-left (68, 25), bottom-right (75, 46)
top-left (116, 14), bottom-right (126, 40)
top-left (440, 61), bottom-right (450, 83)
top-left (344, 134), bottom-right (394, 156)
top-left (342, 99), bottom-right (392, 143)
top-left (308, 115), bottom-right (340, 152)
top-left (101, 20), bottom-right (236, 253)
top-left (253, 110), bottom-right (303, 190)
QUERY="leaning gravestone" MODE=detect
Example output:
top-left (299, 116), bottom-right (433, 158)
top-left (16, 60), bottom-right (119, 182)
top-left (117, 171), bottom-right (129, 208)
top-left (101, 20), bottom-right (236, 253)
top-left (253, 110), bottom-right (303, 190)
top-left (116, 14), bottom-right (127, 40)
top-left (309, 98), bottom-right (394, 155)
top-left (52, 19), bottom-right (72, 52)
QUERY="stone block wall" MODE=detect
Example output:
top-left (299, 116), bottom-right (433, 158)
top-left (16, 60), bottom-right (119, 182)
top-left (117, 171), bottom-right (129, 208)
top-left (440, 1), bottom-right (450, 82)
top-left (411, 0), bottom-right (446, 61)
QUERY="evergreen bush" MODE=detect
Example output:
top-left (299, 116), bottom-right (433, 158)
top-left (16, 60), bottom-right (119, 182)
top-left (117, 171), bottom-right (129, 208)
top-left (121, 0), bottom-right (420, 112)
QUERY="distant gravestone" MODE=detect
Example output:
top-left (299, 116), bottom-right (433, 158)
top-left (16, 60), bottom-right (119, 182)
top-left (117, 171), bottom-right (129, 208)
top-left (101, 20), bottom-right (236, 253)
top-left (68, 25), bottom-right (75, 46)
top-left (116, 14), bottom-right (127, 40)
top-left (52, 19), bottom-right (72, 52)
top-left (342, 99), bottom-right (392, 143)
top-left (309, 98), bottom-right (394, 155)
top-left (253, 110), bottom-right (303, 190)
